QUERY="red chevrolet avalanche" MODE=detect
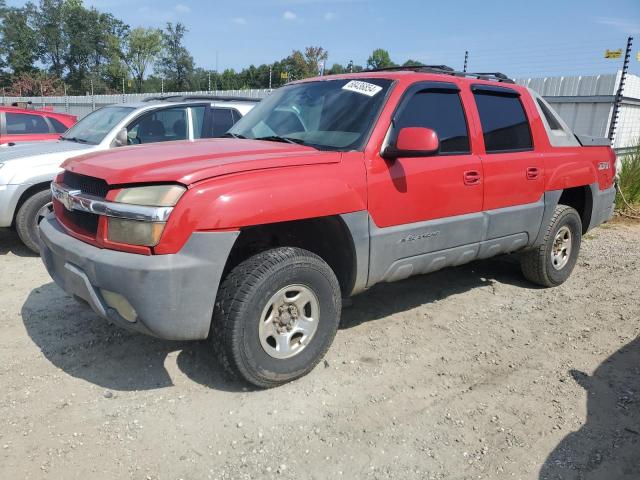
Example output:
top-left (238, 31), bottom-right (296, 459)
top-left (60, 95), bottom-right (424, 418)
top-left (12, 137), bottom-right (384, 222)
top-left (39, 67), bottom-right (617, 388)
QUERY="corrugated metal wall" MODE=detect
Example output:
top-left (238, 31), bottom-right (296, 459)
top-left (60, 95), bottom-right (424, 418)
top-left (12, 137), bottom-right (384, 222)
top-left (517, 72), bottom-right (640, 149)
top-left (1, 89), bottom-right (272, 119)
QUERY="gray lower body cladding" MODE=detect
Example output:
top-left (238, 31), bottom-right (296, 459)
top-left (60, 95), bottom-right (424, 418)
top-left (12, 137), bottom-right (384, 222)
top-left (366, 198), bottom-right (544, 286)
top-left (39, 215), bottom-right (238, 340)
top-left (587, 184), bottom-right (615, 231)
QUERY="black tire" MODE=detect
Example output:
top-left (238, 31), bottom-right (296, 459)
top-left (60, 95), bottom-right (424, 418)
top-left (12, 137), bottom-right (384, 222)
top-left (15, 189), bottom-right (53, 254)
top-left (212, 247), bottom-right (342, 388)
top-left (521, 205), bottom-right (582, 287)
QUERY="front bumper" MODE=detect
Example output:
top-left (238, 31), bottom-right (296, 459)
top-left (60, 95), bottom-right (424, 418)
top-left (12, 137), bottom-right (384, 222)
top-left (39, 215), bottom-right (239, 340)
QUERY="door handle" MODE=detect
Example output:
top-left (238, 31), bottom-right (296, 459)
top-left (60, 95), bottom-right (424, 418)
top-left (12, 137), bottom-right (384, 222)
top-left (463, 170), bottom-right (481, 186)
top-left (526, 167), bottom-right (540, 180)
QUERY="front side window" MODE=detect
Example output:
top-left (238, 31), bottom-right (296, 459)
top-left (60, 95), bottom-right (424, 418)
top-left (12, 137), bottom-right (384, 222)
top-left (127, 107), bottom-right (188, 144)
top-left (394, 88), bottom-right (470, 154)
top-left (6, 113), bottom-right (50, 135)
top-left (473, 89), bottom-right (532, 153)
top-left (61, 106), bottom-right (134, 145)
top-left (229, 78), bottom-right (393, 151)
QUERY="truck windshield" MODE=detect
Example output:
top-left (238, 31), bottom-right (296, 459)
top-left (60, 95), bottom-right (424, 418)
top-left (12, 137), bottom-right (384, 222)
top-left (61, 106), bottom-right (134, 145)
top-left (228, 78), bottom-right (393, 151)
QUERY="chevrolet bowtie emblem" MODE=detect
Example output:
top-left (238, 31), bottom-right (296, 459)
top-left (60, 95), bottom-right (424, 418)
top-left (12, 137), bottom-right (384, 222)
top-left (59, 189), bottom-right (81, 211)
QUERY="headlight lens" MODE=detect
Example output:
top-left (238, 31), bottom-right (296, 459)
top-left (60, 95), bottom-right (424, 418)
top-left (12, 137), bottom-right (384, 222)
top-left (108, 184), bottom-right (185, 246)
top-left (115, 185), bottom-right (185, 206)
top-left (108, 218), bottom-right (166, 246)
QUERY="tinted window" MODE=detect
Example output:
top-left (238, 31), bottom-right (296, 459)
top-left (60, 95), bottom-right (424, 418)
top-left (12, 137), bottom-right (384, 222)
top-left (210, 108), bottom-right (235, 137)
top-left (473, 91), bottom-right (532, 152)
top-left (128, 107), bottom-right (188, 144)
top-left (49, 117), bottom-right (69, 134)
top-left (191, 106), bottom-right (206, 139)
top-left (395, 89), bottom-right (470, 154)
top-left (6, 113), bottom-right (50, 135)
top-left (536, 99), bottom-right (563, 131)
top-left (62, 106), bottom-right (134, 145)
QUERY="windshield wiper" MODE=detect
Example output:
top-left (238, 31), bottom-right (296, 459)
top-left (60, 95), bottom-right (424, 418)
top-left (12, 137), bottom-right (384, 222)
top-left (255, 135), bottom-right (309, 146)
top-left (222, 132), bottom-right (247, 139)
top-left (60, 136), bottom-right (89, 144)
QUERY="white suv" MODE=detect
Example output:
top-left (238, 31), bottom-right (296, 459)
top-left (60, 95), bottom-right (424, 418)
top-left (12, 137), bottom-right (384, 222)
top-left (0, 96), bottom-right (258, 252)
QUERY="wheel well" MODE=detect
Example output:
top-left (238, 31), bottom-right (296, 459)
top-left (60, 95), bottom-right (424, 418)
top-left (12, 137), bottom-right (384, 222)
top-left (223, 216), bottom-right (357, 296)
top-left (12, 181), bottom-right (52, 227)
top-left (559, 186), bottom-right (592, 233)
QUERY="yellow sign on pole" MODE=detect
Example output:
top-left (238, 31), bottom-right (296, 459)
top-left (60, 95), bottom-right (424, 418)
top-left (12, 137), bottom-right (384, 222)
top-left (637, 51), bottom-right (640, 61)
top-left (604, 49), bottom-right (622, 59)
top-left (280, 72), bottom-right (288, 80)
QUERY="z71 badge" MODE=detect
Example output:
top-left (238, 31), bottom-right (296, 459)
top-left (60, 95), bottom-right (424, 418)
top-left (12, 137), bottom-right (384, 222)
top-left (399, 231), bottom-right (440, 243)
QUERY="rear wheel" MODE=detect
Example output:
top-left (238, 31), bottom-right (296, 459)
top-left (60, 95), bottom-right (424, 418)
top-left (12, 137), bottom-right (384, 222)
top-left (520, 205), bottom-right (582, 287)
top-left (212, 247), bottom-right (342, 388)
top-left (15, 189), bottom-right (53, 254)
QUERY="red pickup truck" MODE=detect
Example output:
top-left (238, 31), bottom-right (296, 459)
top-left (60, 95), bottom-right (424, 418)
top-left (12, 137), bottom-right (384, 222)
top-left (39, 67), bottom-right (616, 387)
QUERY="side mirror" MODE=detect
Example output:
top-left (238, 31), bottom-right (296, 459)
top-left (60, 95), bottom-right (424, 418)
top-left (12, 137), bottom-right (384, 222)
top-left (383, 127), bottom-right (439, 159)
top-left (112, 128), bottom-right (128, 148)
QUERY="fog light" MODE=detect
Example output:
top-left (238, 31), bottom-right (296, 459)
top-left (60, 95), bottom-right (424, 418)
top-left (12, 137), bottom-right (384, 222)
top-left (100, 289), bottom-right (137, 323)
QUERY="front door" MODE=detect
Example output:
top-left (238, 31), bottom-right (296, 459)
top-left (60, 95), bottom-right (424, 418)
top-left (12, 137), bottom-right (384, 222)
top-left (366, 81), bottom-right (484, 284)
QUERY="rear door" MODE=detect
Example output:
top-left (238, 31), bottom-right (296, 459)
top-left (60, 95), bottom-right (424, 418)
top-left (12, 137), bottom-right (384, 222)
top-left (203, 106), bottom-right (240, 138)
top-left (3, 112), bottom-right (59, 143)
top-left (471, 85), bottom-right (545, 239)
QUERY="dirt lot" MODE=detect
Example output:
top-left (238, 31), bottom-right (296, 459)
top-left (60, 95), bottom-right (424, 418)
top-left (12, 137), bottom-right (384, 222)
top-left (1, 221), bottom-right (639, 480)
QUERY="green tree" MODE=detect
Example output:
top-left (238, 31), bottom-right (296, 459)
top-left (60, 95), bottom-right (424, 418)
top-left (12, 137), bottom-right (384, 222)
top-left (0, 4), bottom-right (39, 75)
top-left (304, 46), bottom-right (328, 76)
top-left (156, 22), bottom-right (194, 91)
top-left (366, 48), bottom-right (396, 70)
top-left (35, 0), bottom-right (68, 79)
top-left (125, 27), bottom-right (162, 92)
top-left (402, 59), bottom-right (424, 67)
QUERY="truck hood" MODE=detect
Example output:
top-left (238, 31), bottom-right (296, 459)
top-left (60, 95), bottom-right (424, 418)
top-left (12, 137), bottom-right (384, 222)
top-left (64, 138), bottom-right (342, 185)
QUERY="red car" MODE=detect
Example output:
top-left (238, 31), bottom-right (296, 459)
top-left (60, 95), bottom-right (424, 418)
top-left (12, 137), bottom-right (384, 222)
top-left (40, 67), bottom-right (616, 387)
top-left (0, 106), bottom-right (76, 145)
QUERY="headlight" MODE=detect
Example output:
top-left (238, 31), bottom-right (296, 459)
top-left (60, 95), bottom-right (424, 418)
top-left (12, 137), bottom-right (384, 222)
top-left (107, 184), bottom-right (185, 246)
top-left (115, 185), bottom-right (185, 206)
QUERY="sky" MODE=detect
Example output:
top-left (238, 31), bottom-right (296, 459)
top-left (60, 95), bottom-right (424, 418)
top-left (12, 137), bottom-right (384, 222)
top-left (8, 0), bottom-right (640, 79)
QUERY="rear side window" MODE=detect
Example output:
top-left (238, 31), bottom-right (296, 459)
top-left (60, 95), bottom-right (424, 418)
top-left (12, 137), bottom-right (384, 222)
top-left (536, 99), bottom-right (563, 131)
top-left (6, 113), bottom-right (50, 135)
top-left (395, 89), bottom-right (470, 154)
top-left (49, 117), bottom-right (70, 134)
top-left (210, 108), bottom-right (235, 137)
top-left (473, 89), bottom-right (532, 153)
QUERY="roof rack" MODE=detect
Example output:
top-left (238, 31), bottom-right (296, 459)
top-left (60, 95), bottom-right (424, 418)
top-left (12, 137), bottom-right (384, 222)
top-left (142, 95), bottom-right (261, 103)
top-left (365, 65), bottom-right (514, 83)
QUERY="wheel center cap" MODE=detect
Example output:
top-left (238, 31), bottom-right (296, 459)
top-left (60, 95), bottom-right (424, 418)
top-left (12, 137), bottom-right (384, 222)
top-left (277, 305), bottom-right (299, 328)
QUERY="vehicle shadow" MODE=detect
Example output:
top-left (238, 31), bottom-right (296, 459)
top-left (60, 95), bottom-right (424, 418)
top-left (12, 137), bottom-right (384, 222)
top-left (21, 254), bottom-right (536, 393)
top-left (342, 253), bottom-right (539, 329)
top-left (0, 229), bottom-right (38, 257)
top-left (21, 283), bottom-right (248, 393)
top-left (539, 337), bottom-right (640, 479)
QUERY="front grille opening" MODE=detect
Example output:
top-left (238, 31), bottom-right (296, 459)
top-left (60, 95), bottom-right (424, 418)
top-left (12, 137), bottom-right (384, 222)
top-left (64, 209), bottom-right (99, 235)
top-left (62, 171), bottom-right (109, 198)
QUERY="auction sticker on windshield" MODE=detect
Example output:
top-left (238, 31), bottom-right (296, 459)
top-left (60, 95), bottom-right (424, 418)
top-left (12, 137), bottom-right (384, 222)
top-left (342, 80), bottom-right (383, 97)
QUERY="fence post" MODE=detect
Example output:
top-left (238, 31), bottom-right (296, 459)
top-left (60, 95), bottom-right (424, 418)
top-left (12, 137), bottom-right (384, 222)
top-left (64, 85), bottom-right (69, 113)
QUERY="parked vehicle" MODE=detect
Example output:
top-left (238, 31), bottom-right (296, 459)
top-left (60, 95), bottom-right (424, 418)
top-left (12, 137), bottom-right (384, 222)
top-left (39, 68), bottom-right (617, 388)
top-left (0, 105), bottom-right (76, 145)
top-left (0, 96), bottom-right (257, 252)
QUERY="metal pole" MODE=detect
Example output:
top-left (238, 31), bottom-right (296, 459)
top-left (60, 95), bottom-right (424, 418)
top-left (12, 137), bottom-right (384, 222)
top-left (64, 84), bottom-right (68, 113)
top-left (608, 36), bottom-right (633, 143)
top-left (122, 78), bottom-right (125, 104)
top-left (269, 65), bottom-right (272, 90)
top-left (463, 51), bottom-right (468, 73)
top-left (161, 78), bottom-right (164, 95)
top-left (90, 79), bottom-right (95, 112)
top-left (208, 72), bottom-right (211, 92)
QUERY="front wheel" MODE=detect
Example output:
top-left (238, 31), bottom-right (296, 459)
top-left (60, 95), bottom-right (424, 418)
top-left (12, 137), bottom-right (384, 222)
top-left (15, 189), bottom-right (53, 254)
top-left (212, 247), bottom-right (342, 388)
top-left (520, 205), bottom-right (582, 287)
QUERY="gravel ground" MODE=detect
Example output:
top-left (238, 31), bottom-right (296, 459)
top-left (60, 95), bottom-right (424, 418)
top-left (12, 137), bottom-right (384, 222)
top-left (0, 220), bottom-right (638, 480)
